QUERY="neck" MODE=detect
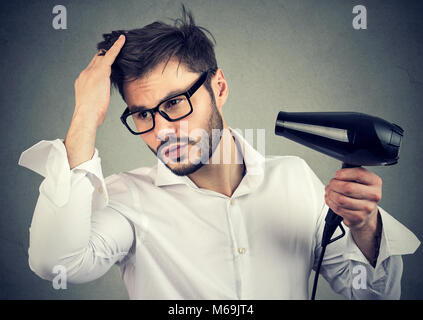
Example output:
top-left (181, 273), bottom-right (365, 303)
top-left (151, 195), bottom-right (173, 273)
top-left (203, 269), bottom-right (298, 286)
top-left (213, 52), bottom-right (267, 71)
top-left (188, 127), bottom-right (245, 197)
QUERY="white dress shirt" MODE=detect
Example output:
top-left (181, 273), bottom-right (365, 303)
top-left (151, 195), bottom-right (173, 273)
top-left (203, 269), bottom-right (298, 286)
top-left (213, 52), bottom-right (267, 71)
top-left (18, 128), bottom-right (420, 299)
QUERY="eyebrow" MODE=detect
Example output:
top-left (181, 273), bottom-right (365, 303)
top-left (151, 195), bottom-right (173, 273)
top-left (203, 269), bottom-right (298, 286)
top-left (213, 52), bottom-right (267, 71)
top-left (128, 88), bottom-right (187, 112)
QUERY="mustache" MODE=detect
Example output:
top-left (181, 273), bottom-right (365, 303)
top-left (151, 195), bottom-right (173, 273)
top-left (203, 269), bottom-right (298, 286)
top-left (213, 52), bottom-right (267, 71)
top-left (155, 135), bottom-right (200, 156)
top-left (158, 137), bottom-right (196, 148)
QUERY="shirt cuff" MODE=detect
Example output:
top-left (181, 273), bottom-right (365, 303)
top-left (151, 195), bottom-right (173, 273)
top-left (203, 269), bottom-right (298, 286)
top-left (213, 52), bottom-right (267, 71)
top-left (18, 139), bottom-right (109, 209)
top-left (343, 206), bottom-right (420, 267)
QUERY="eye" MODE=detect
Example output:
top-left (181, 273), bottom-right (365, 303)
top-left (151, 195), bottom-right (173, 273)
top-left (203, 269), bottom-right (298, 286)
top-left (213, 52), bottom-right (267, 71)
top-left (164, 99), bottom-right (182, 109)
top-left (136, 111), bottom-right (151, 120)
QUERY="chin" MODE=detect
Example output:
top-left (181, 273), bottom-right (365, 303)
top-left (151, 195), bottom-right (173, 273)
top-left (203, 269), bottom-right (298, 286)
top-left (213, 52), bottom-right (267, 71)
top-left (160, 146), bottom-right (211, 176)
top-left (166, 161), bottom-right (204, 176)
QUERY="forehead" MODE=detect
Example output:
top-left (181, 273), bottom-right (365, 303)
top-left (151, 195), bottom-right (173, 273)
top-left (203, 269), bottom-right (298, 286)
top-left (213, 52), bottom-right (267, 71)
top-left (123, 59), bottom-right (198, 108)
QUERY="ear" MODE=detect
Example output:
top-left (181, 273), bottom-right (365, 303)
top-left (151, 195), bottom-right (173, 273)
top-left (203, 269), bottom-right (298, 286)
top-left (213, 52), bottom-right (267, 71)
top-left (211, 68), bottom-right (228, 111)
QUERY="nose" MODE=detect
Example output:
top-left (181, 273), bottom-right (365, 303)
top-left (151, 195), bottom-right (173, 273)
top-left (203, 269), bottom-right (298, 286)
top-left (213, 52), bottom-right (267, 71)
top-left (153, 111), bottom-right (178, 142)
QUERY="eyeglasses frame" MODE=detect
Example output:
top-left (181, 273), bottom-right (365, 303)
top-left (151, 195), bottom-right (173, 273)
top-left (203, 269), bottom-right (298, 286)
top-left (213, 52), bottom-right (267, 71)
top-left (120, 70), bottom-right (210, 135)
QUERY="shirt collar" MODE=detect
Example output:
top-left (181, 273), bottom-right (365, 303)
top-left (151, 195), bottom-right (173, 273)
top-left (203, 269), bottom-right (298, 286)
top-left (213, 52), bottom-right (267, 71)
top-left (152, 127), bottom-right (265, 191)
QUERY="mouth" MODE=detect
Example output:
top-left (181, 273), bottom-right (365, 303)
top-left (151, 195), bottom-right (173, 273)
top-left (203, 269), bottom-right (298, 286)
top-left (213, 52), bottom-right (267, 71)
top-left (162, 143), bottom-right (189, 161)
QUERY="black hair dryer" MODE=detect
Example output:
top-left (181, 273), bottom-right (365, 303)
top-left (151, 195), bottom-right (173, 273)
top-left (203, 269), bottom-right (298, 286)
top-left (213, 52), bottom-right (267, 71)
top-left (274, 111), bottom-right (404, 299)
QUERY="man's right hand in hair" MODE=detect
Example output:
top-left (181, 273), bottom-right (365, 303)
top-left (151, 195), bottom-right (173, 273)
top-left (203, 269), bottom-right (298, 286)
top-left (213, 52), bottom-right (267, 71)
top-left (64, 35), bottom-right (126, 169)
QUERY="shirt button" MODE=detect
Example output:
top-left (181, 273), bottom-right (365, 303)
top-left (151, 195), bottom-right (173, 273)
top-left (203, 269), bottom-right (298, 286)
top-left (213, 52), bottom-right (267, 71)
top-left (238, 247), bottom-right (246, 255)
top-left (98, 186), bottom-right (104, 194)
top-left (230, 198), bottom-right (235, 206)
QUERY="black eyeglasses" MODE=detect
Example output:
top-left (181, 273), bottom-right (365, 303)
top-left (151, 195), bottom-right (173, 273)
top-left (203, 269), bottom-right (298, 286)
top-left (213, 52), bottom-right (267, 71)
top-left (120, 70), bottom-right (210, 135)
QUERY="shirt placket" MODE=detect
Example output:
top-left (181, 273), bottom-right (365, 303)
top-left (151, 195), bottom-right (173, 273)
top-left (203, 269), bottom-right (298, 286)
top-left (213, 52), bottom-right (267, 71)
top-left (226, 197), bottom-right (250, 299)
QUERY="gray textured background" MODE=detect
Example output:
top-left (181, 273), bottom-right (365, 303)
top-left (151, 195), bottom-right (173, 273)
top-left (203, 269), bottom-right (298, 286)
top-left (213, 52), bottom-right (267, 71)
top-left (2, 0), bottom-right (422, 299)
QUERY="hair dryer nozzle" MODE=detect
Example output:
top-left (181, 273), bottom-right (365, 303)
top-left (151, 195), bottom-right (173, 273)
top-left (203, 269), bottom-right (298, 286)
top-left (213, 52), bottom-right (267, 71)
top-left (275, 111), bottom-right (403, 166)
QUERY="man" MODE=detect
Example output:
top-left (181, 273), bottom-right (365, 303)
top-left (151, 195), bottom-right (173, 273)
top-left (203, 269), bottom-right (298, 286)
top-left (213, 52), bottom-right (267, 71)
top-left (19, 7), bottom-right (419, 299)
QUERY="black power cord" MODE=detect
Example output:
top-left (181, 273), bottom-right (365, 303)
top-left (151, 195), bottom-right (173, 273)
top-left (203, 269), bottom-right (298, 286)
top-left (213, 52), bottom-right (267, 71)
top-left (311, 216), bottom-right (345, 300)
top-left (311, 163), bottom-right (355, 300)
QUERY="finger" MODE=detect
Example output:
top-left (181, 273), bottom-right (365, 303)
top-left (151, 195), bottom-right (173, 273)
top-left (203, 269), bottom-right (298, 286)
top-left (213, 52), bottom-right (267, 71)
top-left (326, 189), bottom-right (377, 213)
top-left (325, 195), bottom-right (362, 215)
top-left (335, 167), bottom-right (382, 186)
top-left (103, 34), bottom-right (126, 66)
top-left (326, 178), bottom-right (382, 201)
top-left (86, 52), bottom-right (100, 68)
top-left (86, 49), bottom-right (106, 68)
top-left (325, 197), bottom-right (367, 227)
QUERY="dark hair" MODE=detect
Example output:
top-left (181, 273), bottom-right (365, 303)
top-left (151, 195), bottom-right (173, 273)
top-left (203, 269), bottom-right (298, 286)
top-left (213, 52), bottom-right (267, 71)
top-left (96, 5), bottom-right (218, 101)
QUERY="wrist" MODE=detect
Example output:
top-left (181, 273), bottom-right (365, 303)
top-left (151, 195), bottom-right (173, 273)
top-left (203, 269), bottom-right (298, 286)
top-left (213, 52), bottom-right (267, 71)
top-left (350, 210), bottom-right (383, 267)
top-left (350, 207), bottom-right (379, 234)
top-left (70, 108), bottom-right (101, 131)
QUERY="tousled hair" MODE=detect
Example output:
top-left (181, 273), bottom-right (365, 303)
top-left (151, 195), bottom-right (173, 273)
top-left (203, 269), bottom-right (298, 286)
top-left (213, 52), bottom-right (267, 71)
top-left (96, 5), bottom-right (218, 101)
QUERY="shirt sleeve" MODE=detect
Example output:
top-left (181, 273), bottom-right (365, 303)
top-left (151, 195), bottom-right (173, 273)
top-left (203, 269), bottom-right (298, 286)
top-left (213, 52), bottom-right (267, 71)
top-left (304, 161), bottom-right (421, 299)
top-left (18, 139), bottom-right (135, 283)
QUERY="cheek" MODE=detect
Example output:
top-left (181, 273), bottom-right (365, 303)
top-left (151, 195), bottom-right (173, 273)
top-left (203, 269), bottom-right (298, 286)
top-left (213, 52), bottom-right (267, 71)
top-left (186, 100), bottom-right (212, 127)
top-left (140, 134), bottom-right (157, 151)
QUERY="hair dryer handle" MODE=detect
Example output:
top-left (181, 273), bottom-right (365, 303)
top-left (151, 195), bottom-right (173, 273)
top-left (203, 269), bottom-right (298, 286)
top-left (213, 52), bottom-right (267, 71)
top-left (322, 163), bottom-right (359, 247)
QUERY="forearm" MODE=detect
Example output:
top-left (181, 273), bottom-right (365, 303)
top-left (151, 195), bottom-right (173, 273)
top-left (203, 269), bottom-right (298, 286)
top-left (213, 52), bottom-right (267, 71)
top-left (350, 209), bottom-right (382, 267)
top-left (64, 109), bottom-right (97, 169)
